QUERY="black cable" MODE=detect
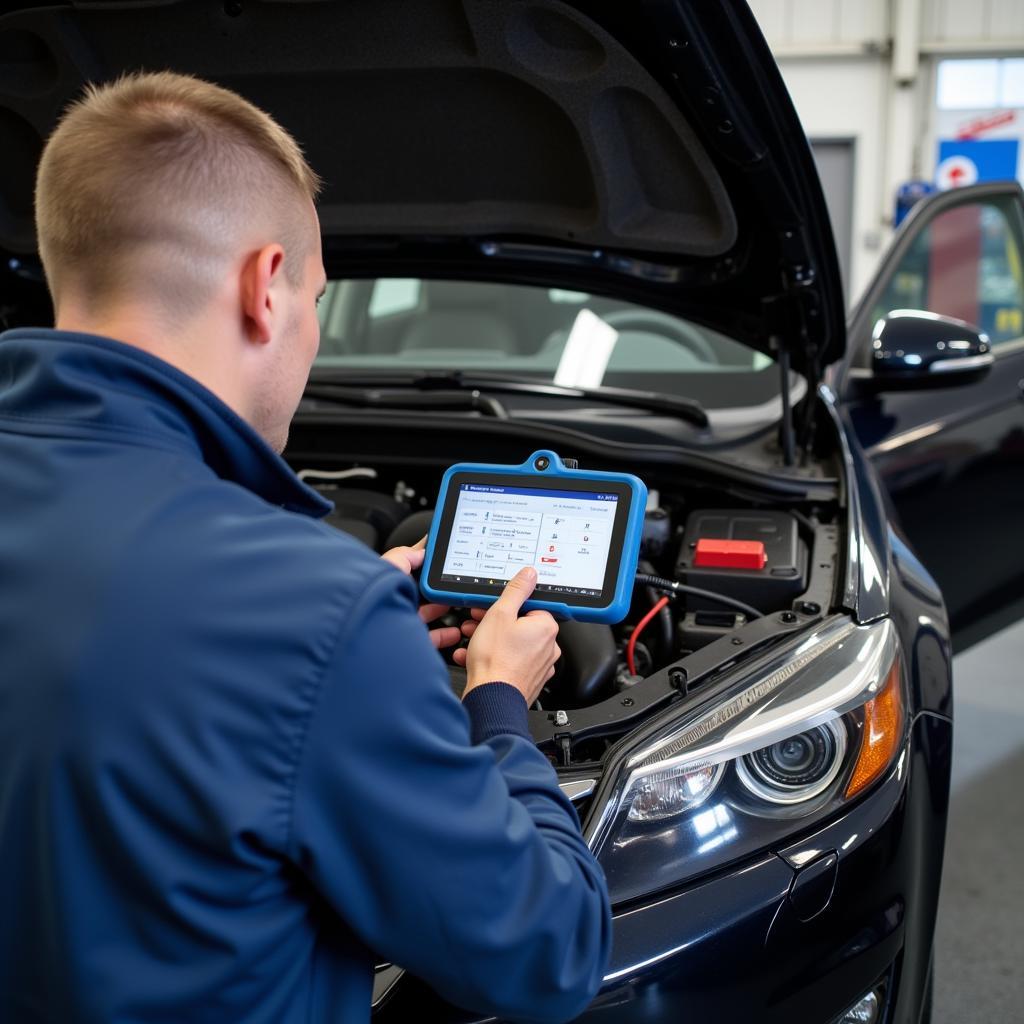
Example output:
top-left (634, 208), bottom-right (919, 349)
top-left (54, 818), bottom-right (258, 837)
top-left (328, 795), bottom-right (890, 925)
top-left (788, 507), bottom-right (817, 536)
top-left (634, 573), bottom-right (762, 621)
top-left (638, 559), bottom-right (673, 660)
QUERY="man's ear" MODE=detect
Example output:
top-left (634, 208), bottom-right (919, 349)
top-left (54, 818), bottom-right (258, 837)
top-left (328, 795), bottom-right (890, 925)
top-left (239, 243), bottom-right (286, 346)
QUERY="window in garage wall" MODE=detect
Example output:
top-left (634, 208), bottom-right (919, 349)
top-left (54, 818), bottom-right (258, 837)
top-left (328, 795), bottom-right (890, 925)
top-left (936, 58), bottom-right (1024, 110)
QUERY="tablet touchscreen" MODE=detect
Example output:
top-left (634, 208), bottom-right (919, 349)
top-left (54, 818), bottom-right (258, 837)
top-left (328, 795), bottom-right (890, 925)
top-left (425, 472), bottom-right (633, 610)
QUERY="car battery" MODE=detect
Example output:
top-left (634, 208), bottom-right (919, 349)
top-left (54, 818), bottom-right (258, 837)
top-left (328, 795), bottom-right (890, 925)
top-left (674, 510), bottom-right (807, 614)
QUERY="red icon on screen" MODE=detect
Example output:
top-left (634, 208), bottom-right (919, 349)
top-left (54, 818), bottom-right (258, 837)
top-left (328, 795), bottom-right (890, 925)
top-left (541, 557), bottom-right (558, 563)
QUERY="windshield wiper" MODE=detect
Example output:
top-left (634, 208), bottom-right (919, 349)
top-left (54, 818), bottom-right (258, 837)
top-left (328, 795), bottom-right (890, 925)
top-left (301, 383), bottom-right (509, 419)
top-left (307, 370), bottom-right (709, 429)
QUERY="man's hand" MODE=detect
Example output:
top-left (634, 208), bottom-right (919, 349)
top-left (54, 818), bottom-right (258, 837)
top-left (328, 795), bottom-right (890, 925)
top-left (379, 535), bottom-right (427, 576)
top-left (380, 537), bottom-right (461, 651)
top-left (456, 566), bottom-right (560, 706)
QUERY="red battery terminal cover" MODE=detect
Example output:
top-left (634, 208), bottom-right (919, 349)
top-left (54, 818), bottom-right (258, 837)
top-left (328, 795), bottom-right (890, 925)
top-left (693, 538), bottom-right (768, 570)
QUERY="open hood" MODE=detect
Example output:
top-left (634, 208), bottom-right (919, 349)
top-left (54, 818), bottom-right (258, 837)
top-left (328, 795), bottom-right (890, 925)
top-left (0, 0), bottom-right (844, 376)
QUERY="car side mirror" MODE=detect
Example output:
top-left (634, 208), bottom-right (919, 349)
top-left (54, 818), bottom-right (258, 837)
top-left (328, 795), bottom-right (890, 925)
top-left (870, 310), bottom-right (993, 391)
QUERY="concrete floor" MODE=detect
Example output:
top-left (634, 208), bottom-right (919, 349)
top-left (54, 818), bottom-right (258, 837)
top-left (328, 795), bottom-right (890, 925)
top-left (933, 616), bottom-right (1024, 1023)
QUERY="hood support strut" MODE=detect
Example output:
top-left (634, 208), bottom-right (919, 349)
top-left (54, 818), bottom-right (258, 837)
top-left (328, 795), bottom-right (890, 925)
top-left (764, 288), bottom-right (821, 466)
top-left (777, 345), bottom-right (796, 466)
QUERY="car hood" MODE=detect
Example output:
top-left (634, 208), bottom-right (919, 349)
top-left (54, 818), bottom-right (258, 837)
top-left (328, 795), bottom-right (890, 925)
top-left (0, 0), bottom-right (844, 376)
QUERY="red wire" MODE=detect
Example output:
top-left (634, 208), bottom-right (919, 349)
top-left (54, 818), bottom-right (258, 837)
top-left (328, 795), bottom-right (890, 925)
top-left (626, 596), bottom-right (670, 676)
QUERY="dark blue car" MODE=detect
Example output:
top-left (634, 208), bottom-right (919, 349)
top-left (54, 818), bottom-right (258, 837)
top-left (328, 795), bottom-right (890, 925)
top-left (4, 1), bottom-right (1022, 1022)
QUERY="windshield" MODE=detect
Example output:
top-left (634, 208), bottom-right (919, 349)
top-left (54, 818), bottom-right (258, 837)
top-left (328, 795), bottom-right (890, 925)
top-left (314, 279), bottom-right (781, 411)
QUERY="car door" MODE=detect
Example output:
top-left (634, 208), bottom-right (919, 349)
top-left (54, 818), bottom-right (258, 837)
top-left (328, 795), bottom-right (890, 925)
top-left (840, 181), bottom-right (1024, 640)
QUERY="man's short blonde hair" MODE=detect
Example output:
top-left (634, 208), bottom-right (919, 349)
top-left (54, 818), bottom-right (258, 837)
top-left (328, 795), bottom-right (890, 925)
top-left (35, 70), bottom-right (321, 316)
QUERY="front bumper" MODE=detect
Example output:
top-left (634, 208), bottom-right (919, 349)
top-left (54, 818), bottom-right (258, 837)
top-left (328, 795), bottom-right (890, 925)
top-left (375, 712), bottom-right (951, 1024)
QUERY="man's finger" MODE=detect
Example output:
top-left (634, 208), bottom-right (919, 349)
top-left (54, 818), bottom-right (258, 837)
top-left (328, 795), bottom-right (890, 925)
top-left (493, 566), bottom-right (537, 616)
top-left (428, 626), bottom-right (462, 650)
top-left (418, 603), bottom-right (450, 624)
top-left (460, 619), bottom-right (478, 638)
top-left (524, 608), bottom-right (559, 638)
top-left (412, 535), bottom-right (427, 550)
top-left (467, 607), bottom-right (486, 622)
top-left (452, 647), bottom-right (468, 667)
top-left (380, 544), bottom-right (425, 574)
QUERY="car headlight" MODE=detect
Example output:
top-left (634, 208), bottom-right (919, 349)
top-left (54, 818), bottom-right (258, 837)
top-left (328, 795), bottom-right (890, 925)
top-left (586, 616), bottom-right (904, 905)
top-left (735, 718), bottom-right (847, 805)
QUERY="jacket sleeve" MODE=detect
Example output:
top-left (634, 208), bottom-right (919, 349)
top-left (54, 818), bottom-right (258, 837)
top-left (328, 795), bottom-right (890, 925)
top-left (286, 568), bottom-right (612, 1024)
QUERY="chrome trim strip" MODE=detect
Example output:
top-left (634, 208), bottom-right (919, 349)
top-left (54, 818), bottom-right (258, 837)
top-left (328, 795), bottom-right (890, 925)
top-left (867, 422), bottom-right (943, 455)
top-left (559, 779), bottom-right (597, 802)
top-left (930, 353), bottom-right (994, 373)
top-left (603, 941), bottom-right (694, 983)
top-left (371, 965), bottom-right (405, 1008)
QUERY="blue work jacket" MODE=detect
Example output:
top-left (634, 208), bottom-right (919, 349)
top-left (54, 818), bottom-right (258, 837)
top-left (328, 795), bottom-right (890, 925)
top-left (0, 329), bottom-right (611, 1023)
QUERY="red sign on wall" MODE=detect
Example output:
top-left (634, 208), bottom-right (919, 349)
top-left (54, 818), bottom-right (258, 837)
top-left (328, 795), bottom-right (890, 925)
top-left (955, 110), bottom-right (1016, 140)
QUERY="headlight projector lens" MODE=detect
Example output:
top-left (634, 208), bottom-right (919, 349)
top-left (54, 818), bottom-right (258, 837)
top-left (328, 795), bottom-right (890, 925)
top-left (736, 720), bottom-right (847, 804)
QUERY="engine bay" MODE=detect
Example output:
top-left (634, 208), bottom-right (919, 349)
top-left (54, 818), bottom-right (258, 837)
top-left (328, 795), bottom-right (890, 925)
top-left (294, 448), bottom-right (843, 771)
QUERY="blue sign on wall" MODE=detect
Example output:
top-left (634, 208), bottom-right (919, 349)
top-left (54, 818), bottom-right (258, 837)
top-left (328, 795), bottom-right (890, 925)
top-left (894, 179), bottom-right (937, 226)
top-left (936, 139), bottom-right (1020, 189)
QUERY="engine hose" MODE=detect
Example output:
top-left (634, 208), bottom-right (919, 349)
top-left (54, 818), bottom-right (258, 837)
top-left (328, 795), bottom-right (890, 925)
top-left (637, 560), bottom-right (673, 661)
top-left (633, 573), bottom-right (763, 621)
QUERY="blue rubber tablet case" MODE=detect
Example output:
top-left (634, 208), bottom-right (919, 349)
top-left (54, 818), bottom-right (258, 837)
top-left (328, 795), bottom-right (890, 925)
top-left (421, 450), bottom-right (647, 624)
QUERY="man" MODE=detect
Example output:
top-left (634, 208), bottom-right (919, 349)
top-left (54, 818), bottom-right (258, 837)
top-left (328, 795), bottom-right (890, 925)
top-left (0, 72), bottom-right (611, 1023)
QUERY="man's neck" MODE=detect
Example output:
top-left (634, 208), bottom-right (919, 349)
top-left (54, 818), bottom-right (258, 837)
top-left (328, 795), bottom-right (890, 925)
top-left (55, 305), bottom-right (246, 422)
top-left (57, 306), bottom-right (170, 355)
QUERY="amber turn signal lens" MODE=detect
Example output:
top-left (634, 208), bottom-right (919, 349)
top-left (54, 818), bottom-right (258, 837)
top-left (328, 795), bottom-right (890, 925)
top-left (845, 662), bottom-right (903, 799)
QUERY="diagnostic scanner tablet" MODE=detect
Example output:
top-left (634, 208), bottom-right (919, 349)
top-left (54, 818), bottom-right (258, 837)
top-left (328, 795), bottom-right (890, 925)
top-left (421, 451), bottom-right (647, 624)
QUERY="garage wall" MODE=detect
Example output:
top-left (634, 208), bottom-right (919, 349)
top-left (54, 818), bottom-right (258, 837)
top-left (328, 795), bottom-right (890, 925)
top-left (922, 0), bottom-right (1024, 44)
top-left (745, 0), bottom-right (1024, 307)
top-left (770, 55), bottom-right (890, 306)
top-left (749, 0), bottom-right (1024, 49)
top-left (748, 0), bottom-right (889, 51)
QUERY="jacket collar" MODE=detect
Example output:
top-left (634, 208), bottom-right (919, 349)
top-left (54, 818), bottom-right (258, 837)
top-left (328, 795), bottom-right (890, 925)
top-left (0, 328), bottom-right (332, 518)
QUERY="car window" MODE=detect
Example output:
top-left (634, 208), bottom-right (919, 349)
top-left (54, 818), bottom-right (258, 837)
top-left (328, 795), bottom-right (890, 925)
top-left (314, 278), bottom-right (777, 411)
top-left (368, 278), bottom-right (421, 318)
top-left (870, 198), bottom-right (1024, 349)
